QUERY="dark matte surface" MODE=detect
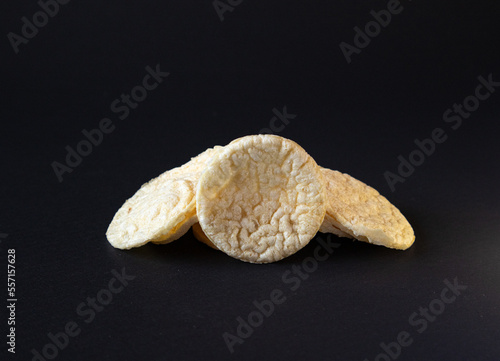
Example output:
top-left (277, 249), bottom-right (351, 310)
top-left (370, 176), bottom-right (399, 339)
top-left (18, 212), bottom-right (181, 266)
top-left (1, 1), bottom-right (500, 360)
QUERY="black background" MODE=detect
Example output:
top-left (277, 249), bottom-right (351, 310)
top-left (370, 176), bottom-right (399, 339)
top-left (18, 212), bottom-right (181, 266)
top-left (1, 0), bottom-right (500, 360)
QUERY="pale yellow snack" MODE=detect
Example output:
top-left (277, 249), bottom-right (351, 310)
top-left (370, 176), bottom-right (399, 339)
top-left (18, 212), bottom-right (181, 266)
top-left (319, 168), bottom-right (415, 250)
top-left (192, 223), bottom-right (218, 250)
top-left (106, 147), bottom-right (221, 249)
top-left (196, 135), bottom-right (326, 263)
top-left (319, 217), bottom-right (353, 239)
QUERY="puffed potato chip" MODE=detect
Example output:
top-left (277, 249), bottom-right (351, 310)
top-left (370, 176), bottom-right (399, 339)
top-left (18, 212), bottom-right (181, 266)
top-left (196, 135), bottom-right (326, 263)
top-left (319, 168), bottom-right (415, 250)
top-left (106, 147), bottom-right (221, 249)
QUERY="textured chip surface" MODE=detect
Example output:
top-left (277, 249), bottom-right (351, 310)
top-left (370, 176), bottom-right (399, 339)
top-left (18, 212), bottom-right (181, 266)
top-left (192, 223), bottom-right (218, 250)
top-left (196, 135), bottom-right (326, 263)
top-left (319, 168), bottom-right (415, 250)
top-left (106, 147), bottom-right (221, 249)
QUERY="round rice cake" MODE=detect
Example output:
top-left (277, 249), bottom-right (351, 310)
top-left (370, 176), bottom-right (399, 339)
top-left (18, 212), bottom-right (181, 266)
top-left (196, 135), bottom-right (326, 263)
top-left (106, 146), bottom-right (221, 249)
top-left (319, 168), bottom-right (415, 250)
